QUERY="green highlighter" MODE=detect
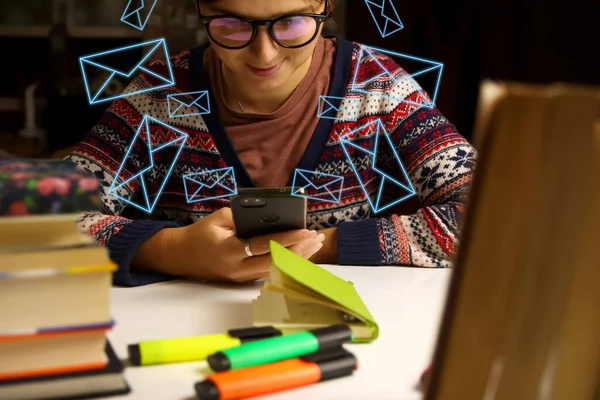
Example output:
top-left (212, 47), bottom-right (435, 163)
top-left (207, 324), bottom-right (354, 372)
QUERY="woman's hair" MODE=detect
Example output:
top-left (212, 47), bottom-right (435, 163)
top-left (195, 0), bottom-right (335, 16)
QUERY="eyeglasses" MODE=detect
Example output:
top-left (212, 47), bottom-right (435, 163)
top-left (197, 0), bottom-right (329, 50)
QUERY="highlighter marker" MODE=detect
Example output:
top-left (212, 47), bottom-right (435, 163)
top-left (127, 326), bottom-right (281, 366)
top-left (195, 347), bottom-right (358, 400)
top-left (207, 324), bottom-right (353, 372)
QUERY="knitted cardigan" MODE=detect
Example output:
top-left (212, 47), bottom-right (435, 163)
top-left (66, 35), bottom-right (476, 287)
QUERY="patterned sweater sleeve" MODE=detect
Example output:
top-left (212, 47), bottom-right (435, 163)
top-left (65, 77), bottom-right (180, 286)
top-left (337, 106), bottom-right (476, 268)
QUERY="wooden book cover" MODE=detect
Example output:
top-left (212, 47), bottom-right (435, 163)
top-left (425, 81), bottom-right (600, 400)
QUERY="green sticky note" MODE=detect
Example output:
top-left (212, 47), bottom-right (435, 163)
top-left (267, 240), bottom-right (379, 342)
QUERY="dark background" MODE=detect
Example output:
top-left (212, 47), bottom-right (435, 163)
top-left (346, 0), bottom-right (600, 140)
top-left (0, 0), bottom-right (598, 158)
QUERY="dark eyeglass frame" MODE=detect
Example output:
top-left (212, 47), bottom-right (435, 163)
top-left (196, 0), bottom-right (329, 50)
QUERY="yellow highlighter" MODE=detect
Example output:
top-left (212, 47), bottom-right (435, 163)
top-left (127, 326), bottom-right (282, 366)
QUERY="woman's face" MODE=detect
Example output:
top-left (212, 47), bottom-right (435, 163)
top-left (199, 0), bottom-right (325, 93)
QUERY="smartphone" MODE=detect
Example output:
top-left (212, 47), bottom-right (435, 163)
top-left (230, 187), bottom-right (307, 239)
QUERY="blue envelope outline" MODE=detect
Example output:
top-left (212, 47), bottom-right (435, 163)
top-left (167, 91), bottom-right (211, 118)
top-left (121, 0), bottom-right (159, 31)
top-left (339, 120), bottom-right (416, 214)
top-left (108, 115), bottom-right (188, 214)
top-left (351, 45), bottom-right (444, 109)
top-left (79, 38), bottom-right (175, 105)
top-left (317, 96), bottom-right (359, 121)
top-left (291, 169), bottom-right (344, 204)
top-left (182, 167), bottom-right (238, 204)
top-left (364, 0), bottom-right (404, 38)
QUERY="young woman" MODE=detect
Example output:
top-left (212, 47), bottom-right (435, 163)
top-left (67, 0), bottom-right (476, 286)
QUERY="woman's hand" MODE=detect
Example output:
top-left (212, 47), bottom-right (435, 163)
top-left (133, 207), bottom-right (325, 283)
top-left (309, 227), bottom-right (338, 265)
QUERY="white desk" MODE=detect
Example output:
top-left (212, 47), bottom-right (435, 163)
top-left (106, 266), bottom-right (452, 400)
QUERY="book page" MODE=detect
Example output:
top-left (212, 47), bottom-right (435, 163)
top-left (252, 290), bottom-right (291, 326)
top-left (0, 245), bottom-right (111, 273)
top-left (265, 282), bottom-right (364, 321)
top-left (252, 288), bottom-right (371, 338)
top-left (471, 79), bottom-right (509, 149)
top-left (270, 267), bottom-right (337, 303)
top-left (0, 214), bottom-right (94, 252)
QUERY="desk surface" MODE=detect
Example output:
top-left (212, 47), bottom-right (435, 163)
top-left (106, 266), bottom-right (452, 400)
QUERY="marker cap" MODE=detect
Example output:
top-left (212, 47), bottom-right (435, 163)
top-left (310, 324), bottom-right (354, 349)
top-left (128, 344), bottom-right (143, 366)
top-left (228, 326), bottom-right (282, 343)
top-left (206, 351), bottom-right (230, 372)
top-left (195, 380), bottom-right (220, 400)
top-left (301, 347), bottom-right (358, 381)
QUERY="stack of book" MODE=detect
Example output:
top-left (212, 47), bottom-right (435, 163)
top-left (0, 160), bottom-right (130, 399)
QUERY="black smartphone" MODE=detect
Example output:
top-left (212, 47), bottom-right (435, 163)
top-left (230, 187), bottom-right (307, 239)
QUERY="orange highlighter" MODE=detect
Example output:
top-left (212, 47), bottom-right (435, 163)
top-left (194, 347), bottom-right (358, 400)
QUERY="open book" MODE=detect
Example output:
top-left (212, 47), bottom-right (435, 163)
top-left (252, 241), bottom-right (378, 343)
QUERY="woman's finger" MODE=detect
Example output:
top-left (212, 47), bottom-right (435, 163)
top-left (237, 271), bottom-right (272, 283)
top-left (239, 253), bottom-right (274, 276)
top-left (287, 237), bottom-right (324, 259)
top-left (208, 207), bottom-right (236, 229)
top-left (238, 237), bottom-right (324, 282)
top-left (248, 229), bottom-right (316, 256)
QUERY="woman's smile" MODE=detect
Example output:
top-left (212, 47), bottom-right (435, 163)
top-left (247, 60), bottom-right (285, 77)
